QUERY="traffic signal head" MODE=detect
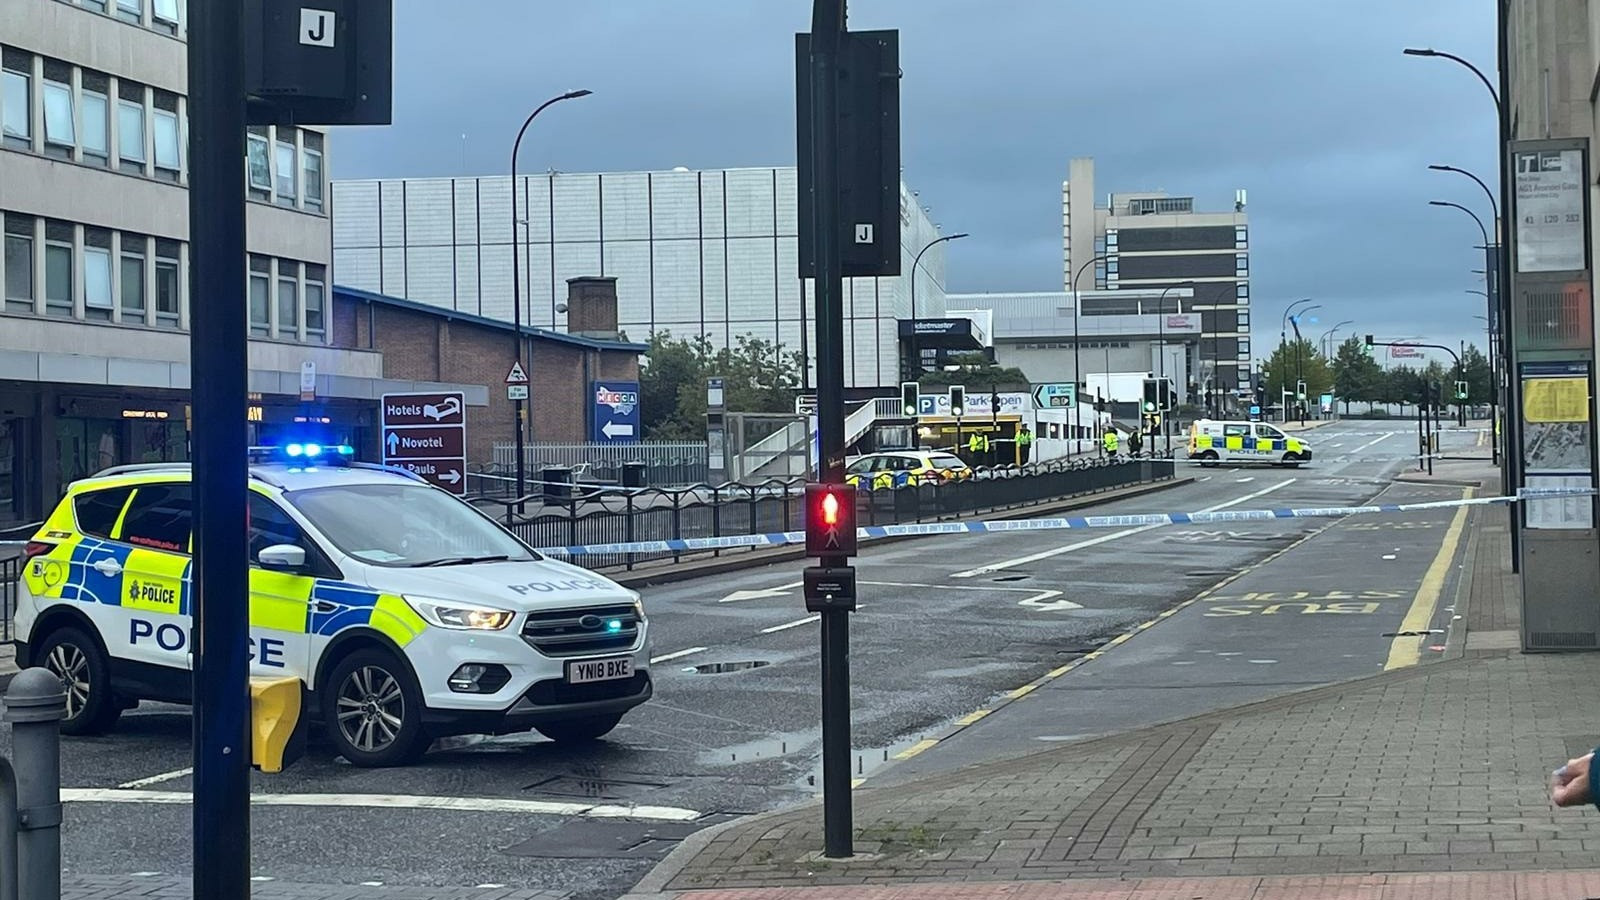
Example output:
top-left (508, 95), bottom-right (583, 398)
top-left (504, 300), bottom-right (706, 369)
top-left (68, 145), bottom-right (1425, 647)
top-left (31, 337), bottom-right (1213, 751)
top-left (1455, 380), bottom-right (1469, 400)
top-left (900, 381), bottom-right (919, 417)
top-left (805, 483), bottom-right (857, 557)
top-left (949, 385), bottom-right (965, 416)
top-left (1365, 334), bottom-right (1374, 347)
top-left (1142, 378), bottom-right (1160, 408)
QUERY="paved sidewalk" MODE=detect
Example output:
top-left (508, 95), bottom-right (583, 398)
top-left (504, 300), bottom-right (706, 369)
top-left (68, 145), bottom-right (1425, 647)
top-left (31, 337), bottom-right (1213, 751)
top-left (62, 875), bottom-right (570, 899)
top-left (625, 465), bottom-right (1600, 899)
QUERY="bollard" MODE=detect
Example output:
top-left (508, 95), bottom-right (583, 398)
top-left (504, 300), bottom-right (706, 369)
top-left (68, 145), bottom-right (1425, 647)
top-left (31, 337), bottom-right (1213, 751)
top-left (4, 668), bottom-right (66, 900)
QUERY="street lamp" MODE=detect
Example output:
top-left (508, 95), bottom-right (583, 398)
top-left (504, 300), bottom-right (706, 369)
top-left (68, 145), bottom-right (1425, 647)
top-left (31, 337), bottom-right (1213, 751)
top-left (1320, 319), bottom-right (1354, 358)
top-left (1070, 253), bottom-right (1112, 453)
top-left (907, 232), bottom-right (969, 379)
top-left (508, 88), bottom-right (591, 506)
top-left (1288, 304), bottom-right (1321, 425)
top-left (1428, 200), bottom-right (1490, 255)
top-left (1154, 281), bottom-right (1193, 454)
top-left (1279, 298), bottom-right (1314, 420)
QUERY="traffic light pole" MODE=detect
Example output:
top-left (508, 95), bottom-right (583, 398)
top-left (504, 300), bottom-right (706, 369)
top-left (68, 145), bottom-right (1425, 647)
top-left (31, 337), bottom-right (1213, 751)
top-left (806, 0), bottom-right (853, 860)
top-left (188, 0), bottom-right (252, 895)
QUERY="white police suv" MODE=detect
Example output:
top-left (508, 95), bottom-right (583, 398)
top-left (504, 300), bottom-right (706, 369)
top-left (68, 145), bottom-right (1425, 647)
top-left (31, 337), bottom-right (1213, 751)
top-left (13, 444), bottom-right (652, 767)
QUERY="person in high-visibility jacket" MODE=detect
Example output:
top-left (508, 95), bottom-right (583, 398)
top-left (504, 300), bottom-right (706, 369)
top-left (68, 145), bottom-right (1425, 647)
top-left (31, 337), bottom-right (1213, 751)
top-left (1102, 425), bottom-right (1120, 458)
top-left (1015, 423), bottom-right (1034, 465)
top-left (967, 431), bottom-right (990, 466)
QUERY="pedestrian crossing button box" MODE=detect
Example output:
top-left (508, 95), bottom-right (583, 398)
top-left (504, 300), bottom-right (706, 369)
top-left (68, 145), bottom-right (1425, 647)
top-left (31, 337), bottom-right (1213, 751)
top-left (804, 566), bottom-right (857, 613)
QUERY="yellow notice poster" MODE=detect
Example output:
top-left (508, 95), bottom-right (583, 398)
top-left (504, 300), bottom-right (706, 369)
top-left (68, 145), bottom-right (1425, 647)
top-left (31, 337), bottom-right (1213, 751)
top-left (1523, 378), bottom-right (1590, 423)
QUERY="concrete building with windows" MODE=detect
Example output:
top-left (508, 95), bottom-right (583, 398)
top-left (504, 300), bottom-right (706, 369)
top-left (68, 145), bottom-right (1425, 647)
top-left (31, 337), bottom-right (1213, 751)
top-left (330, 169), bottom-right (951, 391)
top-left (0, 0), bottom-right (472, 528)
top-left (1062, 157), bottom-right (1251, 406)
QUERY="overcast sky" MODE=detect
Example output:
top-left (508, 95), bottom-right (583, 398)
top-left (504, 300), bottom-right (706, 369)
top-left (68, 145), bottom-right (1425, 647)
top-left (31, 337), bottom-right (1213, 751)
top-left (334, 1), bottom-right (1500, 365)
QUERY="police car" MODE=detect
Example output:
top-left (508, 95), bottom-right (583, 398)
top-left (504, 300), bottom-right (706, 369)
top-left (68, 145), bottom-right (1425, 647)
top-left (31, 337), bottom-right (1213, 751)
top-left (13, 444), bottom-right (652, 767)
top-left (1186, 419), bottom-right (1313, 467)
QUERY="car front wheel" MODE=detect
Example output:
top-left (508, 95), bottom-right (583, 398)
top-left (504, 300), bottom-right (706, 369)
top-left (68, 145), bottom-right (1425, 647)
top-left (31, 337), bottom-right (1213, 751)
top-left (324, 649), bottom-right (428, 767)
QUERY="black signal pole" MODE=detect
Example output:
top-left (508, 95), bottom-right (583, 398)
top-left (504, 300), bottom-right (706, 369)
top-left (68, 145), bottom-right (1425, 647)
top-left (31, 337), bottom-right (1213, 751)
top-left (807, 0), bottom-right (852, 859)
top-left (188, 0), bottom-right (251, 894)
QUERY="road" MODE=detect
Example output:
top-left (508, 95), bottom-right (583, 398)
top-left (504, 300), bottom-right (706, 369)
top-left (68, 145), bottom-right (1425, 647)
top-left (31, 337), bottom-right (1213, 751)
top-left (8, 420), bottom-right (1491, 899)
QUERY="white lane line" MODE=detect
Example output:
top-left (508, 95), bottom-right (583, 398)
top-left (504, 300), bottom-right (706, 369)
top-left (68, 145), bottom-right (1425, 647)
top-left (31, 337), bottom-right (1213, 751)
top-left (951, 479), bottom-right (1297, 579)
top-left (61, 788), bottom-right (702, 823)
top-left (761, 614), bottom-right (821, 634)
top-left (1351, 432), bottom-right (1392, 455)
top-left (118, 768), bottom-right (193, 789)
top-left (719, 581), bottom-right (803, 603)
top-left (649, 647), bottom-right (708, 664)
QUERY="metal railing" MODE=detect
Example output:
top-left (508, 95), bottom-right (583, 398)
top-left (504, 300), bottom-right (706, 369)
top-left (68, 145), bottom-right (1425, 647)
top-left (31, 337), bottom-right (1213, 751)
top-left (473, 455), bottom-right (1176, 571)
top-left (483, 441), bottom-right (710, 494)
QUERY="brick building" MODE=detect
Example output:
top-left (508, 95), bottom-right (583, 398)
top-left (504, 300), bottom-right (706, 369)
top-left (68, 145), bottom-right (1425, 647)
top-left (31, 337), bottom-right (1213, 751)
top-left (332, 277), bottom-right (645, 466)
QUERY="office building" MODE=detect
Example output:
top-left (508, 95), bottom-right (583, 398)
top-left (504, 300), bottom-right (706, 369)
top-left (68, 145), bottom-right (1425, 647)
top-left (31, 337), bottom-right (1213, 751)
top-left (330, 169), bottom-right (950, 391)
top-left (1062, 157), bottom-right (1251, 407)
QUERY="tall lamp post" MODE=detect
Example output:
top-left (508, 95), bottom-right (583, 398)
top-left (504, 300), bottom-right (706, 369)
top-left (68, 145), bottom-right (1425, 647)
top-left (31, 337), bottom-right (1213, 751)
top-left (1280, 298), bottom-right (1315, 422)
top-left (509, 88), bottom-right (591, 505)
top-left (1320, 319), bottom-right (1354, 359)
top-left (1070, 253), bottom-right (1112, 454)
top-left (1289, 304), bottom-right (1322, 425)
top-left (1155, 281), bottom-right (1193, 453)
top-left (907, 232), bottom-right (969, 379)
top-left (1470, 305), bottom-right (1501, 464)
top-left (1405, 44), bottom-right (1516, 566)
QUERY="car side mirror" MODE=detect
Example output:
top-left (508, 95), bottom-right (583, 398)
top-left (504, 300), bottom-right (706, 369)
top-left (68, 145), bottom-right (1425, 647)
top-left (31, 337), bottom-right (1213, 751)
top-left (258, 544), bottom-right (307, 571)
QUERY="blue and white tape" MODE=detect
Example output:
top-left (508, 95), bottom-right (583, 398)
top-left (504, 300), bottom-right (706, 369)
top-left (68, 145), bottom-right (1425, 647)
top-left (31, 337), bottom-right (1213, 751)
top-left (534, 486), bottom-right (1595, 557)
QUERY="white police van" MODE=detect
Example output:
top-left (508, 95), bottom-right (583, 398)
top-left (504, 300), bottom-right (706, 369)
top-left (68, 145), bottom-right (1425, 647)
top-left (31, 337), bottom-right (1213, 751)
top-left (14, 444), bottom-right (652, 767)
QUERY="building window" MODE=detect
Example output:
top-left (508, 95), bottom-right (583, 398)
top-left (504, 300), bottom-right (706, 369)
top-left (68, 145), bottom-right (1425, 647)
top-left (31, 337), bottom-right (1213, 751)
top-left (121, 234), bottom-right (147, 325)
top-left (1105, 230), bottom-right (1118, 250)
top-left (115, 0), bottom-right (141, 24)
top-left (84, 228), bottom-right (114, 321)
top-left (1235, 226), bottom-right (1248, 249)
top-left (154, 238), bottom-right (179, 327)
top-left (2, 61), bottom-right (30, 149)
top-left (276, 268), bottom-right (298, 337)
top-left (248, 255), bottom-right (270, 335)
top-left (246, 129), bottom-right (271, 198)
top-left (1105, 257), bottom-right (1119, 275)
top-left (3, 214), bottom-right (34, 313)
top-left (274, 137), bottom-right (297, 204)
top-left (1238, 310), bottom-right (1250, 328)
top-left (81, 74), bottom-right (110, 165)
top-left (118, 87), bottom-right (146, 173)
top-left (1236, 283), bottom-right (1249, 300)
top-left (1235, 253), bottom-right (1249, 276)
top-left (151, 0), bottom-right (179, 33)
top-left (1239, 339), bottom-right (1251, 357)
top-left (42, 71), bottom-right (75, 156)
top-left (302, 148), bottom-right (323, 212)
top-left (44, 221), bottom-right (73, 317)
top-left (304, 263), bottom-right (325, 339)
top-left (153, 109), bottom-right (180, 179)
top-left (82, 0), bottom-right (107, 11)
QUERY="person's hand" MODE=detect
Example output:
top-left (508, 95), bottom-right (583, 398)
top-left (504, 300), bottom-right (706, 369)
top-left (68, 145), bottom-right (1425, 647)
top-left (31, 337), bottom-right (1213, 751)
top-left (1552, 752), bottom-right (1593, 807)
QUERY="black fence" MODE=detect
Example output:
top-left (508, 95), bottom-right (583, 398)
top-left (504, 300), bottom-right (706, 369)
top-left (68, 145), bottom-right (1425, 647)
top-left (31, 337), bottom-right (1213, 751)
top-left (0, 553), bottom-right (18, 642)
top-left (476, 455), bottom-right (1176, 571)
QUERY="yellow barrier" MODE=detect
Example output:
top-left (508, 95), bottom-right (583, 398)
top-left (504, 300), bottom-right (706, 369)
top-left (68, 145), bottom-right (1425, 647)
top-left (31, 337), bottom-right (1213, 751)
top-left (250, 676), bottom-right (304, 773)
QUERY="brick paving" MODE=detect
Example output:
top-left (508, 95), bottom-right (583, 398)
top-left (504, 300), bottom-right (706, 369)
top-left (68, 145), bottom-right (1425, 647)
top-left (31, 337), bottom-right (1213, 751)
top-left (62, 874), bottom-right (570, 899)
top-left (628, 496), bottom-right (1600, 899)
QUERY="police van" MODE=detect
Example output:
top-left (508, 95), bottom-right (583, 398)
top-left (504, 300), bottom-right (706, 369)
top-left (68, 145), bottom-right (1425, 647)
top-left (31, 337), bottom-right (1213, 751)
top-left (1186, 419), bottom-right (1313, 467)
top-left (14, 444), bottom-right (652, 767)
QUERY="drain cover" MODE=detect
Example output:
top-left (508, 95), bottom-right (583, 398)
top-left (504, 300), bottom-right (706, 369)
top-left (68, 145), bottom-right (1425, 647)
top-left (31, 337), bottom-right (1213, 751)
top-left (1382, 629), bottom-right (1444, 637)
top-left (691, 660), bottom-right (771, 674)
top-left (524, 774), bottom-right (670, 799)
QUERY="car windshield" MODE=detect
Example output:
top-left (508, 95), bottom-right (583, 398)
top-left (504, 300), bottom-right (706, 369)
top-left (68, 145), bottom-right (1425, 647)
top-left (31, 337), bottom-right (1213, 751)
top-left (285, 482), bottom-right (537, 567)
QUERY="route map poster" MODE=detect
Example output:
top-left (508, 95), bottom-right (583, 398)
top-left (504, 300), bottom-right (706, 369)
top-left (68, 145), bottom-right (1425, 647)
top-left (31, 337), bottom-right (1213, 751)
top-left (1520, 361), bottom-right (1594, 530)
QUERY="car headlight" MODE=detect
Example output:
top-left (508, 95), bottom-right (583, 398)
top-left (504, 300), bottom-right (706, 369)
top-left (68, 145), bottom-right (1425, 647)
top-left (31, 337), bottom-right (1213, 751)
top-left (403, 596), bottom-right (515, 631)
top-left (631, 593), bottom-right (647, 623)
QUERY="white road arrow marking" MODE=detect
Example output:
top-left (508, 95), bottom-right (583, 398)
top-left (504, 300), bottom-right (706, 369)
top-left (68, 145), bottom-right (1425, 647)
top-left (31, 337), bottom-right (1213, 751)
top-left (602, 421), bottom-right (634, 439)
top-left (719, 581), bottom-right (803, 603)
top-left (1017, 589), bottom-right (1082, 611)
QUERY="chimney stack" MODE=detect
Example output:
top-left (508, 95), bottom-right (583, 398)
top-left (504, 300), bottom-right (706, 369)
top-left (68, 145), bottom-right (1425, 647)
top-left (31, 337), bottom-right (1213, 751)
top-left (565, 276), bottom-right (620, 341)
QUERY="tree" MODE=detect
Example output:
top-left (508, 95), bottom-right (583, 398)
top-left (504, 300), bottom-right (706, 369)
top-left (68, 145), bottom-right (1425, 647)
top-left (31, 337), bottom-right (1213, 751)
top-left (1259, 338), bottom-right (1333, 402)
top-left (1455, 344), bottom-right (1493, 405)
top-left (918, 352), bottom-right (1031, 390)
top-left (1331, 336), bottom-right (1384, 412)
top-left (1380, 365), bottom-right (1423, 408)
top-left (639, 331), bottom-right (808, 440)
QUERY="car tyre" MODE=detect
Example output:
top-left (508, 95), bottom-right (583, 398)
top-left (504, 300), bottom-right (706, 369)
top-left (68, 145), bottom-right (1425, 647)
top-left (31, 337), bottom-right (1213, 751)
top-left (37, 627), bottom-right (121, 736)
top-left (1196, 450), bottom-right (1221, 468)
top-left (535, 714), bottom-right (623, 744)
top-left (324, 648), bottom-right (429, 767)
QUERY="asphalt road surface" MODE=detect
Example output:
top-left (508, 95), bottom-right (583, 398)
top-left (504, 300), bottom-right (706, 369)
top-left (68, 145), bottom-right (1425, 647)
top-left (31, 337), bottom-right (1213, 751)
top-left (7, 420), bottom-right (1492, 899)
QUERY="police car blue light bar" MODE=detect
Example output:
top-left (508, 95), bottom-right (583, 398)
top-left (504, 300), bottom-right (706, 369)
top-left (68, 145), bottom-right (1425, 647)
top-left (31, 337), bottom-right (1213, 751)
top-left (248, 444), bottom-right (357, 464)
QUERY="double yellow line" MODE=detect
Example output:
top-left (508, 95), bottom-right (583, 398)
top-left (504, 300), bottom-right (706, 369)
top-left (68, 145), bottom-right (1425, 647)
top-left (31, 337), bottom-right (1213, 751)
top-left (1383, 486), bottom-right (1472, 670)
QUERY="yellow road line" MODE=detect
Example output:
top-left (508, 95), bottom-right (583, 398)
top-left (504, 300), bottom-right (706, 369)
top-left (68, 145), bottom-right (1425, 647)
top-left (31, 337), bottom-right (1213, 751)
top-left (892, 739), bottom-right (939, 760)
top-left (954, 709), bottom-right (992, 726)
top-left (1008, 683), bottom-right (1038, 699)
top-left (1383, 486), bottom-right (1472, 671)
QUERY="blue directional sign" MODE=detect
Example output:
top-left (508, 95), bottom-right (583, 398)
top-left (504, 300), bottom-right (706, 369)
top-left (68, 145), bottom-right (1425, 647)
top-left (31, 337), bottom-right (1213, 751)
top-left (591, 380), bottom-right (641, 444)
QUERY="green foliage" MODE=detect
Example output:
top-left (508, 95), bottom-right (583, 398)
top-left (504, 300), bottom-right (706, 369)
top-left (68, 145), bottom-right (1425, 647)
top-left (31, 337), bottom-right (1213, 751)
top-left (1331, 336), bottom-right (1385, 408)
top-left (918, 352), bottom-right (1031, 389)
top-left (1258, 338), bottom-right (1333, 399)
top-left (639, 331), bottom-right (807, 440)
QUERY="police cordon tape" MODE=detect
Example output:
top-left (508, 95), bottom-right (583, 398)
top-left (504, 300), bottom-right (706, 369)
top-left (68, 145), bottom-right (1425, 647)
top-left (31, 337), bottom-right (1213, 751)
top-left (532, 486), bottom-right (1595, 558)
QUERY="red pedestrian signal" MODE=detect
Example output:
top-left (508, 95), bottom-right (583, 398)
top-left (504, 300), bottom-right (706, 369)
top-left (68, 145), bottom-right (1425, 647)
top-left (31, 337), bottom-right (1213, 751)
top-left (805, 483), bottom-right (857, 557)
